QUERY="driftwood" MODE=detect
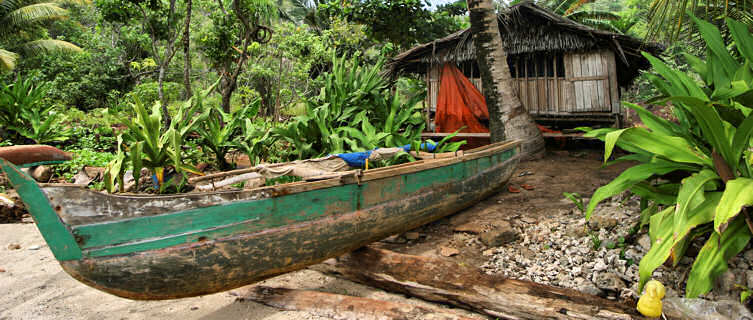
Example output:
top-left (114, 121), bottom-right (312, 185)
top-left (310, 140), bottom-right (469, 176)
top-left (241, 286), bottom-right (477, 320)
top-left (194, 172), bottom-right (263, 191)
top-left (312, 247), bottom-right (642, 320)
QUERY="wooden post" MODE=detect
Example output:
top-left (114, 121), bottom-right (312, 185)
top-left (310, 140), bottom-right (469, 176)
top-left (607, 50), bottom-right (621, 126)
top-left (554, 54), bottom-right (560, 114)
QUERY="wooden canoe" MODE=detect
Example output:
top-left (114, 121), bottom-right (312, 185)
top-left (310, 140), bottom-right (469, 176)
top-left (0, 141), bottom-right (520, 300)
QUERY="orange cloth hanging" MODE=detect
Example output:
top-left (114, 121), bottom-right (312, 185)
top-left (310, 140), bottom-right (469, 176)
top-left (434, 63), bottom-right (489, 133)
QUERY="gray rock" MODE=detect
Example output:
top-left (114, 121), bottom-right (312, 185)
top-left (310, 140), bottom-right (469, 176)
top-left (715, 270), bottom-right (737, 298)
top-left (595, 272), bottom-right (626, 292)
top-left (590, 215), bottom-right (618, 230)
top-left (744, 249), bottom-right (753, 262)
top-left (593, 259), bottom-right (608, 272)
top-left (565, 224), bottom-right (588, 238)
top-left (747, 270), bottom-right (753, 289)
top-left (72, 170), bottom-right (92, 185)
top-left (380, 234), bottom-right (406, 244)
top-left (453, 221), bottom-right (485, 234)
top-left (637, 234), bottom-right (651, 251)
top-left (31, 165), bottom-right (51, 182)
top-left (479, 221), bottom-right (518, 247)
top-left (520, 216), bottom-right (537, 224)
top-left (579, 282), bottom-right (604, 296)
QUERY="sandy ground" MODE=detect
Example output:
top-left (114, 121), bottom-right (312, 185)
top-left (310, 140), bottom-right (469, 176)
top-left (0, 148), bottom-right (627, 320)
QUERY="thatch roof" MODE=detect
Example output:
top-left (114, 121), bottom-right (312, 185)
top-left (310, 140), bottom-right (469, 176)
top-left (387, 1), bottom-right (663, 87)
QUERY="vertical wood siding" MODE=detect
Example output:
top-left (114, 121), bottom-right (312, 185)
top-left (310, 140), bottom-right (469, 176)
top-left (425, 49), bottom-right (620, 123)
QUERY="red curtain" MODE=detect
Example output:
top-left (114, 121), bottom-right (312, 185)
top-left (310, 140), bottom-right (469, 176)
top-left (434, 63), bottom-right (489, 133)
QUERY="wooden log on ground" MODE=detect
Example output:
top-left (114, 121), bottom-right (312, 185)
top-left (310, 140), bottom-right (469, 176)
top-left (241, 286), bottom-right (478, 320)
top-left (312, 247), bottom-right (642, 320)
top-left (0, 145), bottom-right (72, 166)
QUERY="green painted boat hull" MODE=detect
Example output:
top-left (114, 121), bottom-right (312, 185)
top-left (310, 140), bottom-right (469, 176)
top-left (1, 142), bottom-right (519, 300)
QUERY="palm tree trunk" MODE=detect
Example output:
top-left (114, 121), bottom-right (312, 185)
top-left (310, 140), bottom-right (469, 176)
top-left (467, 0), bottom-right (544, 159)
top-left (182, 0), bottom-right (193, 99)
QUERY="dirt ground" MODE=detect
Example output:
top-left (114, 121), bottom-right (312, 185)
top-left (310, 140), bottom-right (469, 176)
top-left (0, 147), bottom-right (629, 320)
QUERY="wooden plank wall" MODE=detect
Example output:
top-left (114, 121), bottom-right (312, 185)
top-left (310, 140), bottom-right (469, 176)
top-left (564, 50), bottom-right (613, 113)
top-left (425, 50), bottom-right (619, 122)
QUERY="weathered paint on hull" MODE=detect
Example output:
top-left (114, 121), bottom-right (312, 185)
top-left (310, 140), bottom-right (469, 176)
top-left (59, 154), bottom-right (519, 300)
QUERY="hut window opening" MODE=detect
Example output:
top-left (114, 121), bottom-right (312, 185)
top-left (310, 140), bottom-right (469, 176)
top-left (512, 53), bottom-right (564, 78)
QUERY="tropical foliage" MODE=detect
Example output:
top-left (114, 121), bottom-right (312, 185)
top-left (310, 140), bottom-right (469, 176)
top-left (0, 77), bottom-right (70, 143)
top-left (273, 55), bottom-right (425, 159)
top-left (0, 0), bottom-right (82, 71)
top-left (645, 0), bottom-right (753, 41)
top-left (103, 85), bottom-right (213, 193)
top-left (582, 16), bottom-right (753, 298)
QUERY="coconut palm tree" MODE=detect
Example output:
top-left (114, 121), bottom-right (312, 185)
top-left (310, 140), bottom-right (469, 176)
top-left (467, 0), bottom-right (545, 159)
top-left (507, 0), bottom-right (622, 33)
top-left (645, 0), bottom-right (753, 41)
top-left (0, 0), bottom-right (82, 71)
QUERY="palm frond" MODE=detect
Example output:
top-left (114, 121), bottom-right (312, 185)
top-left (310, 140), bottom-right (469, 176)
top-left (647, 0), bottom-right (753, 41)
top-left (566, 10), bottom-right (620, 21)
top-left (2, 2), bottom-right (67, 31)
top-left (579, 18), bottom-right (622, 33)
top-left (0, 48), bottom-right (19, 71)
top-left (0, 0), bottom-right (24, 15)
top-left (563, 0), bottom-right (590, 15)
top-left (17, 39), bottom-right (81, 57)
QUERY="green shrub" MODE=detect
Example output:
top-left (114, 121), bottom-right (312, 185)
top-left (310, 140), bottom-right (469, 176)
top-left (0, 77), bottom-right (71, 144)
top-left (52, 149), bottom-right (116, 183)
top-left (273, 55), bottom-right (426, 159)
top-left (103, 85), bottom-right (212, 193)
top-left (582, 15), bottom-right (753, 298)
top-left (195, 98), bottom-right (273, 170)
top-left (129, 81), bottom-right (183, 105)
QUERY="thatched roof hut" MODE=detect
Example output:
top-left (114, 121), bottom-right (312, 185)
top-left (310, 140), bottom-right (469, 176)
top-left (388, 1), bottom-right (662, 127)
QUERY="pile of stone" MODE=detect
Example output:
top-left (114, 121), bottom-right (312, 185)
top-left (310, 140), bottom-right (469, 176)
top-left (479, 195), bottom-right (749, 302)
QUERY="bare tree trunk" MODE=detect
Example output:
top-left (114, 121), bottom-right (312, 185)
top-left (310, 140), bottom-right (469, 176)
top-left (241, 286), bottom-right (477, 320)
top-left (182, 0), bottom-right (193, 99)
top-left (312, 247), bottom-right (642, 319)
top-left (143, 0), bottom-right (179, 126)
top-left (467, 0), bottom-right (544, 159)
top-left (158, 64), bottom-right (171, 124)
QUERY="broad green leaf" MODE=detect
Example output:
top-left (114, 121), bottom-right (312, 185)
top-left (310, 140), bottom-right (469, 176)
top-left (638, 201), bottom-right (658, 228)
top-left (690, 15), bottom-right (740, 79)
top-left (687, 218), bottom-right (751, 298)
top-left (673, 170), bottom-right (719, 239)
top-left (712, 81), bottom-right (751, 100)
top-left (623, 102), bottom-right (681, 137)
top-left (603, 128), bottom-right (628, 163)
top-left (640, 193), bottom-right (722, 291)
top-left (639, 206), bottom-right (674, 291)
top-left (585, 161), bottom-right (697, 220)
top-left (631, 182), bottom-right (679, 205)
top-left (618, 127), bottom-right (711, 166)
top-left (714, 178), bottom-right (753, 233)
top-left (684, 53), bottom-right (708, 83)
top-left (643, 53), bottom-right (694, 97)
top-left (727, 18), bottom-right (753, 63)
top-left (672, 97), bottom-right (733, 168)
top-left (731, 112), bottom-right (753, 165)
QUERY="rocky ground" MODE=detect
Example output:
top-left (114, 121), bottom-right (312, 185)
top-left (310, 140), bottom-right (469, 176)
top-left (3, 146), bottom-right (753, 319)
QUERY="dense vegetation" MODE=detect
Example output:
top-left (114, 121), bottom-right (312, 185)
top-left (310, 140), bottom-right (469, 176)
top-left (4, 0), bottom-right (753, 300)
top-left (584, 16), bottom-right (753, 299)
